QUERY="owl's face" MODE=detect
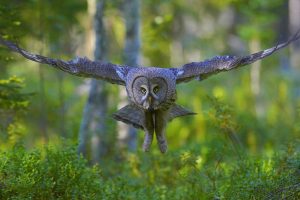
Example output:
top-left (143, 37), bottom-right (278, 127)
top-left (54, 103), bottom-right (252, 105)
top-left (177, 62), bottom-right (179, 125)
top-left (132, 76), bottom-right (168, 110)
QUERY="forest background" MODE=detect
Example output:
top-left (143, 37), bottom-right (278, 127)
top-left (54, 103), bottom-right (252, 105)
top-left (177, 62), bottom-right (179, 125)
top-left (0, 0), bottom-right (299, 199)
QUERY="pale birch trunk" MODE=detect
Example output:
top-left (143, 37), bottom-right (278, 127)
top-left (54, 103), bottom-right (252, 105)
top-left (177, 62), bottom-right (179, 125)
top-left (117, 0), bottom-right (140, 151)
top-left (57, 72), bottom-right (66, 137)
top-left (278, 1), bottom-right (290, 71)
top-left (249, 39), bottom-right (263, 117)
top-left (78, 0), bottom-right (108, 164)
top-left (38, 0), bottom-right (48, 142)
top-left (289, 0), bottom-right (300, 122)
top-left (289, 0), bottom-right (300, 70)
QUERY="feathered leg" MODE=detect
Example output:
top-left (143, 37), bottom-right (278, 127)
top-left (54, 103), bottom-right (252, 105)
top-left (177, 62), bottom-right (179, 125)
top-left (142, 111), bottom-right (154, 152)
top-left (155, 110), bottom-right (168, 153)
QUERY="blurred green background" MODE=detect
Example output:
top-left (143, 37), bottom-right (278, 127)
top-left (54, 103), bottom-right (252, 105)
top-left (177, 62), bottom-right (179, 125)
top-left (0, 0), bottom-right (299, 199)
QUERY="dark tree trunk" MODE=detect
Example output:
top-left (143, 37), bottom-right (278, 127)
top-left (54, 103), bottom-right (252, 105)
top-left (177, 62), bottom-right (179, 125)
top-left (38, 0), bottom-right (48, 142)
top-left (38, 63), bottom-right (48, 140)
top-left (78, 0), bottom-right (108, 164)
top-left (57, 71), bottom-right (66, 138)
top-left (117, 0), bottom-right (140, 151)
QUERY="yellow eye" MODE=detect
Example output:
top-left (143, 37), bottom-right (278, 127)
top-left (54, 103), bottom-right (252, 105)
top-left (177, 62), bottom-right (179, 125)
top-left (153, 86), bottom-right (159, 94)
top-left (140, 87), bottom-right (147, 94)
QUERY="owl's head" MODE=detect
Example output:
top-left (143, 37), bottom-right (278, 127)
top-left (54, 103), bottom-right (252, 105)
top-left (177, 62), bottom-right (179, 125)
top-left (131, 76), bottom-right (168, 110)
top-left (126, 68), bottom-right (177, 111)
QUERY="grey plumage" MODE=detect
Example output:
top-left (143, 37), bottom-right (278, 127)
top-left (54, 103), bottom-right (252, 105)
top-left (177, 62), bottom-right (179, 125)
top-left (1, 31), bottom-right (299, 153)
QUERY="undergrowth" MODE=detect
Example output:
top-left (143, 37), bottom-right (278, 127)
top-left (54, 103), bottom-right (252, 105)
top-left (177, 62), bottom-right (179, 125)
top-left (0, 144), bottom-right (299, 199)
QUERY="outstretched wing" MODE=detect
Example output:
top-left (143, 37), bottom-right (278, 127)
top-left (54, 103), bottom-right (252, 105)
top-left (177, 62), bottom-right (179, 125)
top-left (0, 38), bottom-right (131, 85)
top-left (175, 31), bottom-right (300, 84)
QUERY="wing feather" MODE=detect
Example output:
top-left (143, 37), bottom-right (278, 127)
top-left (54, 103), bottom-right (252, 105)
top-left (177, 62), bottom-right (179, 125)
top-left (0, 38), bottom-right (131, 85)
top-left (175, 31), bottom-right (300, 83)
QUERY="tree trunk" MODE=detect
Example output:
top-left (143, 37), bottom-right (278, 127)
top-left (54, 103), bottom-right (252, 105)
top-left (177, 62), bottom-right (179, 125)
top-left (38, 61), bottom-right (48, 141)
top-left (288, 0), bottom-right (300, 118)
top-left (57, 71), bottom-right (66, 138)
top-left (249, 38), bottom-right (263, 117)
top-left (289, 0), bottom-right (300, 70)
top-left (78, 0), bottom-right (108, 164)
top-left (278, 1), bottom-right (290, 71)
top-left (117, 0), bottom-right (140, 151)
top-left (38, 0), bottom-right (48, 142)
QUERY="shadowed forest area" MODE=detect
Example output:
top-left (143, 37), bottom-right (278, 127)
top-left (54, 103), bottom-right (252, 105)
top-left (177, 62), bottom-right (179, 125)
top-left (0, 0), bottom-right (300, 199)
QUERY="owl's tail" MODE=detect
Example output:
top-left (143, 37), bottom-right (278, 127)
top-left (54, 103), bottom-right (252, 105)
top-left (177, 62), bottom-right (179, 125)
top-left (113, 104), bottom-right (195, 131)
top-left (113, 105), bottom-right (144, 130)
top-left (167, 104), bottom-right (196, 121)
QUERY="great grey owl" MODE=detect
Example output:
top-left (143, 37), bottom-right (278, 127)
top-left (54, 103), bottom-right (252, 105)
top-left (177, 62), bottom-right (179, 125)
top-left (1, 31), bottom-right (299, 153)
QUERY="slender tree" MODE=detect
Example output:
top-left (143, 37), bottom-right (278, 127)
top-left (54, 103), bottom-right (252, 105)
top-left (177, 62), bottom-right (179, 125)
top-left (288, 0), bottom-right (300, 121)
top-left (38, 0), bottom-right (48, 141)
top-left (289, 0), bottom-right (300, 70)
top-left (249, 38), bottom-right (263, 117)
top-left (278, 1), bottom-right (290, 71)
top-left (78, 0), bottom-right (108, 163)
top-left (117, 0), bottom-right (140, 151)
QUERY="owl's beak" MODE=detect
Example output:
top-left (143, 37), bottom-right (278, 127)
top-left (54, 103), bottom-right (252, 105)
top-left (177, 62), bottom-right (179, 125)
top-left (148, 96), bottom-right (153, 104)
top-left (143, 96), bottom-right (153, 110)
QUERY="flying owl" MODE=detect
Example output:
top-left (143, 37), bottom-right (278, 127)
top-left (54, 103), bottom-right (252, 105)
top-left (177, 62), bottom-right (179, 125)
top-left (0, 31), bottom-right (299, 153)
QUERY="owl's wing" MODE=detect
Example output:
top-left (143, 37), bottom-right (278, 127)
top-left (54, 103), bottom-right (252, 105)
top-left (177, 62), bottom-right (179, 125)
top-left (174, 31), bottom-right (300, 84)
top-left (0, 38), bottom-right (131, 85)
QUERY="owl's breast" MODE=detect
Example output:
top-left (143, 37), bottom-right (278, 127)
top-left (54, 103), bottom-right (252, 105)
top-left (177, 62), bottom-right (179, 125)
top-left (156, 89), bottom-right (177, 110)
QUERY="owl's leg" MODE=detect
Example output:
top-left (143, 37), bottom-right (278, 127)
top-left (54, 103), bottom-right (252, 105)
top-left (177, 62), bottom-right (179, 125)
top-left (154, 110), bottom-right (168, 153)
top-left (142, 111), bottom-right (154, 152)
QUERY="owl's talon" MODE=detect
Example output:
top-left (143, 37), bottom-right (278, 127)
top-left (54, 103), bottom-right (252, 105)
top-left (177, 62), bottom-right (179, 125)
top-left (142, 140), bottom-right (151, 152)
top-left (158, 141), bottom-right (168, 153)
top-left (157, 138), bottom-right (168, 153)
top-left (142, 144), bottom-right (150, 152)
top-left (142, 132), bottom-right (153, 152)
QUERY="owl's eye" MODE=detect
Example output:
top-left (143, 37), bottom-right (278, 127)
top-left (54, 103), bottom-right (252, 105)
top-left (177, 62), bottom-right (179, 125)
top-left (153, 86), bottom-right (159, 94)
top-left (140, 87), bottom-right (147, 94)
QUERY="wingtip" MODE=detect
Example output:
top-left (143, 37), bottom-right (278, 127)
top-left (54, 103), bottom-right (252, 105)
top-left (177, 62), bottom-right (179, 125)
top-left (0, 37), bottom-right (20, 52)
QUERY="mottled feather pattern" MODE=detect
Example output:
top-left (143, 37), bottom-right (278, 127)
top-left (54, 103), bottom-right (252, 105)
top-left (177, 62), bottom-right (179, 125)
top-left (113, 104), bottom-right (144, 130)
top-left (168, 105), bottom-right (196, 121)
top-left (113, 104), bottom-right (195, 132)
top-left (125, 67), bottom-right (177, 111)
top-left (175, 30), bottom-right (300, 83)
top-left (0, 37), bottom-right (128, 85)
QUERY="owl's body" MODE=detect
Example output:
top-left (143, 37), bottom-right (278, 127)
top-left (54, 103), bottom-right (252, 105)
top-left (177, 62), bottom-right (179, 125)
top-left (114, 67), bottom-right (194, 152)
top-left (1, 31), bottom-right (299, 153)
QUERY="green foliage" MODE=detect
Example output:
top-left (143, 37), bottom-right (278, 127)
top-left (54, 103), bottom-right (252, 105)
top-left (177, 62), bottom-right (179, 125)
top-left (0, 0), bottom-right (26, 39)
top-left (208, 96), bottom-right (238, 135)
top-left (142, 2), bottom-right (174, 67)
top-left (0, 145), bottom-right (102, 200)
top-left (104, 147), bottom-right (300, 199)
top-left (220, 149), bottom-right (300, 199)
top-left (2, 143), bottom-right (298, 199)
top-left (0, 76), bottom-right (31, 111)
top-left (0, 0), bottom-right (27, 65)
top-left (0, 77), bottom-right (33, 146)
top-left (234, 0), bottom-right (286, 41)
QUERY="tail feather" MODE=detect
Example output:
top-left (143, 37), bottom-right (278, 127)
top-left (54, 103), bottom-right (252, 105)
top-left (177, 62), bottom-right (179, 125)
top-left (113, 104), bottom-right (196, 130)
top-left (168, 104), bottom-right (196, 121)
top-left (113, 105), bottom-right (144, 130)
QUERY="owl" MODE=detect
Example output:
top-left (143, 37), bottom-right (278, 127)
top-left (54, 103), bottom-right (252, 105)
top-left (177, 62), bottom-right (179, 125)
top-left (0, 31), bottom-right (299, 153)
